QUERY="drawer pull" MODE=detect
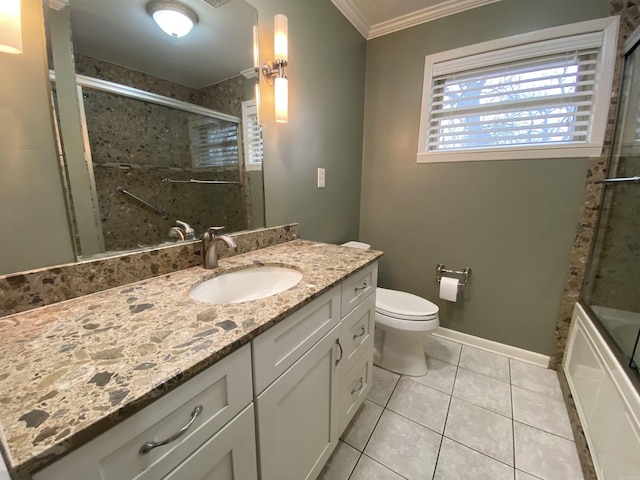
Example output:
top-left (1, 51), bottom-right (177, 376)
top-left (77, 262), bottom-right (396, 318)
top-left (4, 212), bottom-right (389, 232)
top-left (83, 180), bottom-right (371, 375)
top-left (335, 339), bottom-right (343, 366)
top-left (354, 281), bottom-right (368, 293)
top-left (139, 405), bottom-right (203, 455)
top-left (353, 325), bottom-right (366, 340)
top-left (351, 377), bottom-right (364, 395)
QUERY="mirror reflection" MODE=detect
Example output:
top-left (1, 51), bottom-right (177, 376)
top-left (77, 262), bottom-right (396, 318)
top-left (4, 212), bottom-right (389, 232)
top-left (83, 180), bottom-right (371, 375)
top-left (48, 0), bottom-right (264, 260)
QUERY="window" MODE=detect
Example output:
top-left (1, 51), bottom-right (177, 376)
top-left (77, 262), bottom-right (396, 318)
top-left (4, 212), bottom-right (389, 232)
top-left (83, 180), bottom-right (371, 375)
top-left (417, 17), bottom-right (618, 162)
top-left (189, 116), bottom-right (240, 168)
top-left (242, 99), bottom-right (264, 171)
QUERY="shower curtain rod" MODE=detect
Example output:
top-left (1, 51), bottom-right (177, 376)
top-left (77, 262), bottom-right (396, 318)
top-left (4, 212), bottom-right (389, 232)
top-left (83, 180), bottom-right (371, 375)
top-left (161, 178), bottom-right (242, 185)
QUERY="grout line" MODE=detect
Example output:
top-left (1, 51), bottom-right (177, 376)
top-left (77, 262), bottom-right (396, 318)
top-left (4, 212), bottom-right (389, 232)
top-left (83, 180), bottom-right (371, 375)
top-left (512, 419), bottom-right (577, 443)
top-left (442, 435), bottom-right (517, 471)
top-left (432, 360), bottom-right (459, 478)
top-left (510, 357), bottom-right (517, 476)
top-left (455, 363), bottom-right (511, 385)
top-left (360, 453), bottom-right (410, 479)
top-left (345, 450), bottom-right (363, 480)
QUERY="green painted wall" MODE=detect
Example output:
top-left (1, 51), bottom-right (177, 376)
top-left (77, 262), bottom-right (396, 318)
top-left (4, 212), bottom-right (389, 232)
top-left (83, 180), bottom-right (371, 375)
top-left (359, 0), bottom-right (611, 354)
top-left (0, 0), bottom-right (75, 275)
top-left (250, 0), bottom-right (366, 243)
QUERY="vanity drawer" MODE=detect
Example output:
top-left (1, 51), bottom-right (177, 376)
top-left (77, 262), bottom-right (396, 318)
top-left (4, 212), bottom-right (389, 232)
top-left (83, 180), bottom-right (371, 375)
top-left (341, 263), bottom-right (377, 317)
top-left (34, 345), bottom-right (252, 480)
top-left (339, 343), bottom-right (374, 432)
top-left (339, 293), bottom-right (375, 379)
top-left (252, 285), bottom-right (341, 394)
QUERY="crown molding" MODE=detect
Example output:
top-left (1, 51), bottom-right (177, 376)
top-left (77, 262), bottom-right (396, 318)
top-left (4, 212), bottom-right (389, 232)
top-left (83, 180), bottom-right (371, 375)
top-left (330, 0), bottom-right (370, 39)
top-left (48, 0), bottom-right (69, 11)
top-left (368, 0), bottom-right (503, 39)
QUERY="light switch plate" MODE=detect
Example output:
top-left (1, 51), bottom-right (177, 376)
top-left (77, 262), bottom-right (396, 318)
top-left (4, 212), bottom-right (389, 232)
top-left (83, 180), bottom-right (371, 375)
top-left (317, 168), bottom-right (325, 188)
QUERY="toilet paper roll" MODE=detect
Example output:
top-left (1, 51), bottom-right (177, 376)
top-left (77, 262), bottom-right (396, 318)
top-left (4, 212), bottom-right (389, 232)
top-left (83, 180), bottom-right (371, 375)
top-left (439, 276), bottom-right (459, 302)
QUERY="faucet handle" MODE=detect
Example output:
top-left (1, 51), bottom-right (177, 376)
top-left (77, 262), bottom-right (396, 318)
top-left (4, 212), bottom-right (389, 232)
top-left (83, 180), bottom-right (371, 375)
top-left (207, 226), bottom-right (226, 237)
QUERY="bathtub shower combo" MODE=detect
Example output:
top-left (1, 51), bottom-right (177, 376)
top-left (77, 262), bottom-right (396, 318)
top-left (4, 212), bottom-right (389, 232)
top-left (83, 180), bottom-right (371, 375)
top-left (563, 26), bottom-right (640, 479)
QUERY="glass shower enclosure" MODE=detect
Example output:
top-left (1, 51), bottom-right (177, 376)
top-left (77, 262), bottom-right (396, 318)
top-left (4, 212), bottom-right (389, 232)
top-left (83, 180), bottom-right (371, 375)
top-left (582, 29), bottom-right (640, 380)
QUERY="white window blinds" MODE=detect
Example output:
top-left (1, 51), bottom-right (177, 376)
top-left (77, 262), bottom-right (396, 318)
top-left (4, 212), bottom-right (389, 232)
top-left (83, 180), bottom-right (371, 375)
top-left (242, 100), bottom-right (263, 171)
top-left (417, 18), bottom-right (618, 162)
top-left (189, 116), bottom-right (240, 168)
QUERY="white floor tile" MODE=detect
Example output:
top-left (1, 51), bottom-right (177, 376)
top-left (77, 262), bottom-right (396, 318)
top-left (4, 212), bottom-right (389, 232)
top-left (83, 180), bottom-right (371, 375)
top-left (365, 409), bottom-right (442, 479)
top-left (387, 377), bottom-right (451, 433)
top-left (366, 366), bottom-right (400, 407)
top-left (349, 455), bottom-right (405, 480)
top-left (444, 397), bottom-right (514, 466)
top-left (459, 346), bottom-right (510, 383)
top-left (341, 399), bottom-right (383, 451)
top-left (510, 360), bottom-right (563, 401)
top-left (453, 367), bottom-right (512, 417)
top-left (410, 357), bottom-right (457, 394)
top-left (434, 437), bottom-right (514, 480)
top-left (512, 385), bottom-right (573, 440)
top-left (316, 441), bottom-right (359, 480)
top-left (514, 421), bottom-right (583, 480)
top-left (425, 335), bottom-right (462, 365)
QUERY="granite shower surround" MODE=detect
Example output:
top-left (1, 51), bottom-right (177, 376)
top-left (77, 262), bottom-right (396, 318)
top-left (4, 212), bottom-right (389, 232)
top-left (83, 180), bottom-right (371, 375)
top-left (0, 224), bottom-right (298, 318)
top-left (0, 240), bottom-right (382, 478)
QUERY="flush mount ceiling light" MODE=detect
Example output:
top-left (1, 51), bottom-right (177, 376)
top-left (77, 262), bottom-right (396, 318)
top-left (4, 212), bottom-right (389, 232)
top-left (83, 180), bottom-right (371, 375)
top-left (146, 0), bottom-right (198, 38)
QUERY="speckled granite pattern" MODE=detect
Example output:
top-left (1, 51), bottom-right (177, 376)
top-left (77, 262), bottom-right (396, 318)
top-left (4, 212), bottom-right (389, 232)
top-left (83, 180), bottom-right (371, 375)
top-left (0, 240), bottom-right (382, 478)
top-left (0, 225), bottom-right (298, 318)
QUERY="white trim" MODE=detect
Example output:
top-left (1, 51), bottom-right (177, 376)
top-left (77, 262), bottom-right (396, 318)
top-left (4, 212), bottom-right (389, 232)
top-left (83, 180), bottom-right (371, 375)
top-left (623, 24), bottom-right (640, 54)
top-left (416, 16), bottom-right (619, 164)
top-left (330, 0), bottom-right (370, 39)
top-left (368, 0), bottom-right (502, 40)
top-left (432, 327), bottom-right (550, 367)
top-left (48, 0), bottom-right (69, 11)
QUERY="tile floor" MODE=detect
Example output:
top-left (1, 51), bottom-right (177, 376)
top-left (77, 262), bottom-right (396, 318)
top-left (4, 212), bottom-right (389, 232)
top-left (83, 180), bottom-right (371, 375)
top-left (318, 335), bottom-right (583, 480)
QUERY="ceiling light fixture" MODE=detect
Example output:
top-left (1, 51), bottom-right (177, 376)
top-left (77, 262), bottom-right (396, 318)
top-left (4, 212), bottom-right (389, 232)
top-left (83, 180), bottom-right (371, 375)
top-left (146, 0), bottom-right (198, 38)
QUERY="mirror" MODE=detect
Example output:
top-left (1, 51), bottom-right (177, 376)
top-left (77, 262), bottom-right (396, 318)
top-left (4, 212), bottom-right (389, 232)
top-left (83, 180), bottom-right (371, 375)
top-left (47, 0), bottom-right (264, 260)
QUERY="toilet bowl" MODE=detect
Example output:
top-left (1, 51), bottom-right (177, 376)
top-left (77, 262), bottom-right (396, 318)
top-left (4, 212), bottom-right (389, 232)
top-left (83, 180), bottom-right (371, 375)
top-left (342, 242), bottom-right (440, 376)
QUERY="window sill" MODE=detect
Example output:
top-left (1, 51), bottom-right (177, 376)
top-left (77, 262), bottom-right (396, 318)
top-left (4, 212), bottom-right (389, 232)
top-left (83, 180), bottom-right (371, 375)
top-left (416, 144), bottom-right (603, 163)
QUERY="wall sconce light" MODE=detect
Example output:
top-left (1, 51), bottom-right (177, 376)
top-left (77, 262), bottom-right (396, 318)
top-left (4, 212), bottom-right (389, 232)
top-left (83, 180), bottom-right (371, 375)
top-left (0, 0), bottom-right (23, 54)
top-left (262, 14), bottom-right (288, 123)
top-left (147, 0), bottom-right (198, 38)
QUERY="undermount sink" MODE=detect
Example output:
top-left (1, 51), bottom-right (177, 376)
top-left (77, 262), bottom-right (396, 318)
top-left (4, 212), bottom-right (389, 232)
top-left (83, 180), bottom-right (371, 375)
top-left (189, 266), bottom-right (303, 304)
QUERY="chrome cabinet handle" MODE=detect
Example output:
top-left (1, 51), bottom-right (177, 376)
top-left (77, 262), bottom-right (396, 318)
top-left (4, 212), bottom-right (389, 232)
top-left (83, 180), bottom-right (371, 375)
top-left (353, 325), bottom-right (366, 340)
top-left (139, 405), bottom-right (203, 455)
top-left (354, 281), bottom-right (368, 293)
top-left (335, 339), bottom-right (343, 366)
top-left (351, 377), bottom-right (364, 395)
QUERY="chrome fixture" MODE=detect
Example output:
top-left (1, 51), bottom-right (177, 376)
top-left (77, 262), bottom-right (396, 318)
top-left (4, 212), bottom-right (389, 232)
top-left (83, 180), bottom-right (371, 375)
top-left (261, 14), bottom-right (289, 123)
top-left (594, 175), bottom-right (640, 184)
top-left (168, 220), bottom-right (195, 241)
top-left (436, 264), bottom-right (472, 287)
top-left (202, 226), bottom-right (238, 269)
top-left (162, 178), bottom-right (242, 185)
top-left (116, 186), bottom-right (166, 216)
top-left (146, 0), bottom-right (198, 38)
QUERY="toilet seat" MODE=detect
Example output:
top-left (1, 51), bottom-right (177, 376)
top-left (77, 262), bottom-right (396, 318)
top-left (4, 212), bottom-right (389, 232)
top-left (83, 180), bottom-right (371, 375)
top-left (376, 287), bottom-right (439, 321)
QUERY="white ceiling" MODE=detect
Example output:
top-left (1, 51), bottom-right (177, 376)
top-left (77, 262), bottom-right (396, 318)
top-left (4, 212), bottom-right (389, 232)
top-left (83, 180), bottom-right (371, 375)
top-left (67, 0), bottom-right (256, 89)
top-left (331, 0), bottom-right (503, 39)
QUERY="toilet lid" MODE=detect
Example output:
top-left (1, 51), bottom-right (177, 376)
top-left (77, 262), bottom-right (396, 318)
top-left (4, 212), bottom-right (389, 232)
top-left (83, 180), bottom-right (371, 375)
top-left (376, 287), bottom-right (439, 320)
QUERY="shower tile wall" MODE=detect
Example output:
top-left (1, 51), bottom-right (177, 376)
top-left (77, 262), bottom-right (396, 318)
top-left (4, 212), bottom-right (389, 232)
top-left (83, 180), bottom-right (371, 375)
top-left (71, 54), bottom-right (253, 252)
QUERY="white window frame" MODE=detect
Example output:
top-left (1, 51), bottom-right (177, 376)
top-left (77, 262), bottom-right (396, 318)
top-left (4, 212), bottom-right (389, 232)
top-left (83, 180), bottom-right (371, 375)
top-left (417, 17), bottom-right (619, 163)
top-left (241, 99), bottom-right (264, 171)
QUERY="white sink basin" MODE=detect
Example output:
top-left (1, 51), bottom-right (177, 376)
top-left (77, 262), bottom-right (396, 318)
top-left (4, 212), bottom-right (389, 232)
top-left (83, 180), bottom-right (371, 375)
top-left (189, 266), bottom-right (303, 304)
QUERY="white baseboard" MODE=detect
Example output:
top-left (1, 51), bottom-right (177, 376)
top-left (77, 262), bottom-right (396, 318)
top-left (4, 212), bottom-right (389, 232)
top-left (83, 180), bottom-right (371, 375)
top-left (432, 327), bottom-right (550, 368)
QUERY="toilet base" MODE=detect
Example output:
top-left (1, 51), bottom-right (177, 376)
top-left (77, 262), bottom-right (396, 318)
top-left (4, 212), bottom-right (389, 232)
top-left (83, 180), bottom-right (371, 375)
top-left (373, 328), bottom-right (428, 376)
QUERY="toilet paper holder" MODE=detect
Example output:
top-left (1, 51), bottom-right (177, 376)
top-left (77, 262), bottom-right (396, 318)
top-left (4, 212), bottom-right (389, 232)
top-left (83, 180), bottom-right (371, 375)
top-left (436, 264), bottom-right (472, 287)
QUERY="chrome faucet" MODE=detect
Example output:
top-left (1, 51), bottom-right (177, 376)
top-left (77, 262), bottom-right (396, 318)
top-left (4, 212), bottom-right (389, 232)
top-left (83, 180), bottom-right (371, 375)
top-left (168, 220), bottom-right (195, 241)
top-left (202, 226), bottom-right (238, 269)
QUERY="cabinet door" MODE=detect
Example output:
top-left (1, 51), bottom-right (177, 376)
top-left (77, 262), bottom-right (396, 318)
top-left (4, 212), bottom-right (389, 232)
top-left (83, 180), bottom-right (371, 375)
top-left (256, 325), bottom-right (341, 480)
top-left (163, 404), bottom-right (257, 480)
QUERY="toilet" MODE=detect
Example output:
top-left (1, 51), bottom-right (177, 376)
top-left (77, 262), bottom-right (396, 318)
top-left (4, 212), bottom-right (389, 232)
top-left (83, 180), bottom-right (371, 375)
top-left (342, 242), bottom-right (439, 376)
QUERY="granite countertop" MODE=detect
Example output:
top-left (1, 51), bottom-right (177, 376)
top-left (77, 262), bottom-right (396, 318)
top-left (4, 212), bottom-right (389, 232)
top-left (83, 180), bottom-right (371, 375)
top-left (0, 240), bottom-right (382, 478)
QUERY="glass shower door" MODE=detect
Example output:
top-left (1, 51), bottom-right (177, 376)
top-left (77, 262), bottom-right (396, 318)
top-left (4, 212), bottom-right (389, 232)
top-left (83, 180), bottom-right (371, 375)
top-left (582, 34), bottom-right (640, 374)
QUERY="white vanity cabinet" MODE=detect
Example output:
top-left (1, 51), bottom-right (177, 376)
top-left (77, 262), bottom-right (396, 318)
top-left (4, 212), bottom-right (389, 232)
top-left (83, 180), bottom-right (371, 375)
top-left (253, 262), bottom-right (377, 480)
top-left (33, 344), bottom-right (255, 480)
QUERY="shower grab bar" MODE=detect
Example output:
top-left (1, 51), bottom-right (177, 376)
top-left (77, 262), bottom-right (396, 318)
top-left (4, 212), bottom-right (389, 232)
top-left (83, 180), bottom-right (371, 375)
top-left (594, 176), bottom-right (640, 184)
top-left (116, 187), bottom-right (165, 215)
top-left (161, 178), bottom-right (242, 185)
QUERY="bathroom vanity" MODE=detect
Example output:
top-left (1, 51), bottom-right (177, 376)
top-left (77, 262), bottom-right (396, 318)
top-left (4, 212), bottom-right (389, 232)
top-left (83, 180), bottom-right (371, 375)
top-left (0, 241), bottom-right (380, 480)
